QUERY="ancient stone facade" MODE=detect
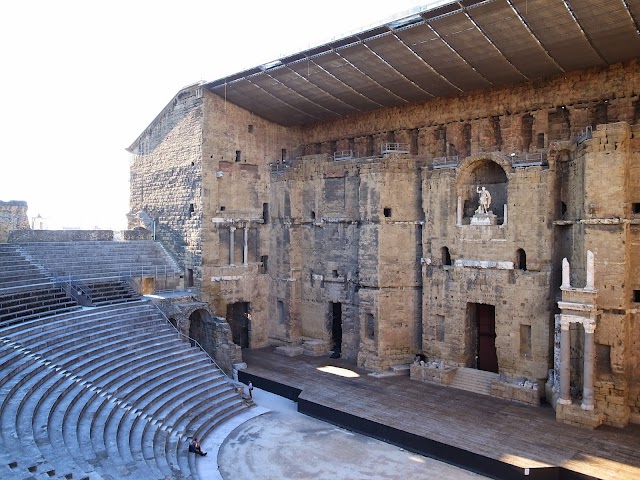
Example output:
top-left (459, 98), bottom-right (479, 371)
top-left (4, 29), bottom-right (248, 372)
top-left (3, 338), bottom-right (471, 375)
top-left (0, 200), bottom-right (30, 242)
top-left (127, 83), bottom-right (206, 288)
top-left (129, 59), bottom-right (640, 427)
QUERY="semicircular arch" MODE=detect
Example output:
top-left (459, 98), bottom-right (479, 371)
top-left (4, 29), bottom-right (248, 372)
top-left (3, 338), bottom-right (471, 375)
top-left (456, 154), bottom-right (510, 224)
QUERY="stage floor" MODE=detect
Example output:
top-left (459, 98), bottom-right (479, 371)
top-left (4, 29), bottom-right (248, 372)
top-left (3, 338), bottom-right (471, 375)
top-left (241, 347), bottom-right (640, 480)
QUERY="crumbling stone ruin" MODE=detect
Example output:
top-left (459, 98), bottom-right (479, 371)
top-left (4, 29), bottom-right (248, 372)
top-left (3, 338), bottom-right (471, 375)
top-left (127, 1), bottom-right (640, 428)
top-left (0, 200), bottom-right (30, 242)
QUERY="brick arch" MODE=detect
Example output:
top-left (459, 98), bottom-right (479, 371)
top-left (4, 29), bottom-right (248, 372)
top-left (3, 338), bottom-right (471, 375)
top-left (456, 155), bottom-right (510, 224)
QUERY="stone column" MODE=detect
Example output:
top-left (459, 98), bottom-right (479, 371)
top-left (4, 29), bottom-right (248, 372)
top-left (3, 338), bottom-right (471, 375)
top-left (229, 226), bottom-right (236, 265)
top-left (562, 258), bottom-right (571, 289)
top-left (457, 196), bottom-right (462, 226)
top-left (558, 317), bottom-right (572, 405)
top-left (243, 224), bottom-right (249, 266)
top-left (581, 321), bottom-right (596, 410)
top-left (503, 204), bottom-right (508, 226)
top-left (586, 250), bottom-right (595, 290)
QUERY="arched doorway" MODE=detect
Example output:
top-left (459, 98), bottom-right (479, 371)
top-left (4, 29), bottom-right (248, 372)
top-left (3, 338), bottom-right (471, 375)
top-left (188, 309), bottom-right (208, 348)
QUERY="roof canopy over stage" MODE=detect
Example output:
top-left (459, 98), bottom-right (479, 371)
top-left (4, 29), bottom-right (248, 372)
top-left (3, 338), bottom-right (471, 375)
top-left (203, 0), bottom-right (640, 126)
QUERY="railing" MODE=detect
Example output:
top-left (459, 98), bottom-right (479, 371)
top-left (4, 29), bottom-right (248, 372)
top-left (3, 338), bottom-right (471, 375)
top-left (269, 160), bottom-right (293, 173)
top-left (333, 150), bottom-right (356, 161)
top-left (431, 155), bottom-right (459, 168)
top-left (509, 152), bottom-right (547, 166)
top-left (577, 126), bottom-right (593, 145)
top-left (53, 265), bottom-right (185, 295)
top-left (381, 142), bottom-right (410, 154)
top-left (151, 302), bottom-right (233, 380)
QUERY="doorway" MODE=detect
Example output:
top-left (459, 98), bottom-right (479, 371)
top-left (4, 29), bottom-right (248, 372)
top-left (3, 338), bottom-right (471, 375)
top-left (330, 302), bottom-right (342, 358)
top-left (226, 302), bottom-right (250, 348)
top-left (476, 303), bottom-right (498, 373)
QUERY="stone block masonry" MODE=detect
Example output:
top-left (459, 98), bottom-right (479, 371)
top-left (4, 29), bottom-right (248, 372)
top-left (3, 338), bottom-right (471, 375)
top-left (0, 200), bottom-right (30, 242)
top-left (128, 59), bottom-right (640, 426)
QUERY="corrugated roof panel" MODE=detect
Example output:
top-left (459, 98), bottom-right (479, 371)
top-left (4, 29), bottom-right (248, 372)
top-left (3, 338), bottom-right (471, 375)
top-left (287, 61), bottom-right (383, 112)
top-left (396, 22), bottom-right (490, 91)
top-left (338, 42), bottom-right (430, 102)
top-left (469, 0), bottom-right (563, 79)
top-left (365, 34), bottom-right (460, 96)
top-left (569, 0), bottom-right (640, 64)
top-left (429, 13), bottom-right (524, 85)
top-left (314, 52), bottom-right (403, 107)
top-left (517, 0), bottom-right (605, 71)
top-left (269, 68), bottom-right (360, 117)
top-left (249, 75), bottom-right (335, 120)
top-left (223, 81), bottom-right (318, 126)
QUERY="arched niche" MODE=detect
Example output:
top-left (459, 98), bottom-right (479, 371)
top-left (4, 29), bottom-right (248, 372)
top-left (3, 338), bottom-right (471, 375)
top-left (457, 156), bottom-right (510, 224)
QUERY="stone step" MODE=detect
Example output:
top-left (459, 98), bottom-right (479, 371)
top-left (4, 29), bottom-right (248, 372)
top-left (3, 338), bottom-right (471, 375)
top-left (449, 367), bottom-right (499, 396)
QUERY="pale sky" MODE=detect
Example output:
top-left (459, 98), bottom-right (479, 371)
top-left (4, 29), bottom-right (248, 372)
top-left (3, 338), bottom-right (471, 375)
top-left (0, 0), bottom-right (435, 230)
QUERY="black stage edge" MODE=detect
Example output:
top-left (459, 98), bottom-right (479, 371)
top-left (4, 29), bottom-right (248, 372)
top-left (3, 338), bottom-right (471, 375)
top-left (238, 371), bottom-right (599, 480)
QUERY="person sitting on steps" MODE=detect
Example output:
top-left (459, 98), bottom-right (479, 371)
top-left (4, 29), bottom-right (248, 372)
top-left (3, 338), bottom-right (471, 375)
top-left (189, 437), bottom-right (207, 456)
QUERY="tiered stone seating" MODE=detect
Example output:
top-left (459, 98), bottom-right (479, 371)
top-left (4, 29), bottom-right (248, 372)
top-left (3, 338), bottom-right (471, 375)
top-left (0, 301), bottom-right (249, 479)
top-left (0, 287), bottom-right (80, 326)
top-left (79, 279), bottom-right (139, 306)
top-left (17, 241), bottom-right (182, 281)
top-left (0, 243), bottom-right (52, 290)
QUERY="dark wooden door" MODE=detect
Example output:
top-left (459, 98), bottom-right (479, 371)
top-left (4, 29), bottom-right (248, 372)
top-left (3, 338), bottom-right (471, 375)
top-left (477, 304), bottom-right (498, 373)
top-left (227, 302), bottom-right (250, 348)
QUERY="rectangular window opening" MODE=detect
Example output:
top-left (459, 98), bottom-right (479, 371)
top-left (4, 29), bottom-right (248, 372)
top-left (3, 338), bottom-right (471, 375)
top-left (259, 255), bottom-right (268, 274)
top-left (632, 203), bottom-right (640, 214)
top-left (383, 207), bottom-right (392, 218)
top-left (248, 124), bottom-right (254, 133)
top-left (366, 313), bottom-right (375, 340)
top-left (634, 290), bottom-right (640, 302)
top-left (235, 150), bottom-right (241, 162)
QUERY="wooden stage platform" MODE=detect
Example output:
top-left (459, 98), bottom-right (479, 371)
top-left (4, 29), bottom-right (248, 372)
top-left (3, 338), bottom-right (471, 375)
top-left (239, 347), bottom-right (640, 480)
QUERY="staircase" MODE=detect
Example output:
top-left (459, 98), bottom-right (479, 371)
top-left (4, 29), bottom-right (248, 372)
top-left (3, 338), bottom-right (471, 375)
top-left (449, 367), bottom-right (499, 396)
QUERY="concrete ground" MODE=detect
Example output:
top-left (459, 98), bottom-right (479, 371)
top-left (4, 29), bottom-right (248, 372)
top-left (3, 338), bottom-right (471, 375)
top-left (198, 388), bottom-right (488, 480)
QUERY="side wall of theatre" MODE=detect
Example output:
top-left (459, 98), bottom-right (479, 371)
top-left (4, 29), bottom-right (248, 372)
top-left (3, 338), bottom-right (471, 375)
top-left (128, 84), bottom-right (204, 285)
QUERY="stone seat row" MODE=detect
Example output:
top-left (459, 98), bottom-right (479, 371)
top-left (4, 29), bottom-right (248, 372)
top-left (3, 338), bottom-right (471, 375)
top-left (77, 280), bottom-right (139, 306)
top-left (0, 287), bottom-right (80, 327)
top-left (0, 301), bottom-right (248, 480)
top-left (0, 304), bottom-right (198, 476)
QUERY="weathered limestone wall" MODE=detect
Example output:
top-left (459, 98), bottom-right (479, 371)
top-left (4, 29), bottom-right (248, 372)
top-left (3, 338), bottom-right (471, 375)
top-left (574, 123), bottom-right (637, 427)
top-left (0, 200), bottom-right (30, 242)
top-left (128, 83), bottom-right (204, 284)
top-left (357, 157), bottom-right (423, 370)
top-left (9, 230), bottom-right (113, 242)
top-left (422, 154), bottom-right (556, 380)
top-left (200, 92), bottom-right (303, 348)
top-left (301, 61), bottom-right (639, 149)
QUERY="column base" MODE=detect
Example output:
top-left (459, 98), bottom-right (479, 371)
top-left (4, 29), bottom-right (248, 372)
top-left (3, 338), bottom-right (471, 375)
top-left (557, 398), bottom-right (572, 405)
top-left (581, 402), bottom-right (595, 411)
top-left (556, 403), bottom-right (603, 429)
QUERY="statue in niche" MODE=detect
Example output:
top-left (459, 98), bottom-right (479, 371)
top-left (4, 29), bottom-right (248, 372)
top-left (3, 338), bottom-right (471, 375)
top-left (475, 186), bottom-right (492, 214)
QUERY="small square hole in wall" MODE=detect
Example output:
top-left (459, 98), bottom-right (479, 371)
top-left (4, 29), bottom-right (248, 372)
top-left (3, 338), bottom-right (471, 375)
top-left (383, 207), bottom-right (392, 218)
top-left (633, 203), bottom-right (640, 214)
top-left (220, 206), bottom-right (226, 211)
top-left (634, 290), bottom-right (640, 302)
top-left (332, 270), bottom-right (338, 277)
